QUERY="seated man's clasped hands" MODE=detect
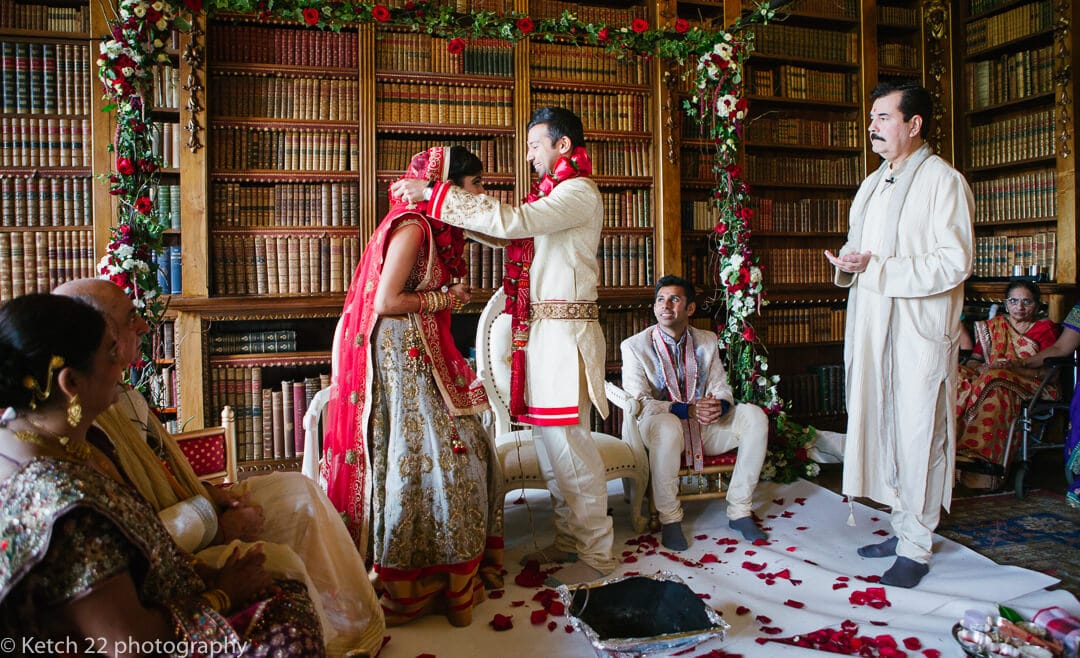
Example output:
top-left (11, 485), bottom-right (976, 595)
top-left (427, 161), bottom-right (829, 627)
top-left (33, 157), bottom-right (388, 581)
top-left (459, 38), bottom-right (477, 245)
top-left (621, 275), bottom-right (769, 551)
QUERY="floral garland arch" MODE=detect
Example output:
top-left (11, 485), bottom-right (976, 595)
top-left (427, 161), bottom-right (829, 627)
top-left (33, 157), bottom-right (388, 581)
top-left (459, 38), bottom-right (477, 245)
top-left (97, 0), bottom-right (789, 417)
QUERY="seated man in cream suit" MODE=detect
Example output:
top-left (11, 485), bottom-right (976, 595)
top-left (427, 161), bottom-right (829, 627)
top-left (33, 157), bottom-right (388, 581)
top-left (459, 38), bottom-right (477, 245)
top-left (620, 275), bottom-right (769, 550)
top-left (55, 278), bottom-right (385, 658)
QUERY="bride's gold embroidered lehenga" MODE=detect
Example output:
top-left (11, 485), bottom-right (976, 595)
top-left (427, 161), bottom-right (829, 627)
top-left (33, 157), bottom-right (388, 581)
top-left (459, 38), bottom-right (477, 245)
top-left (0, 458), bottom-right (325, 657)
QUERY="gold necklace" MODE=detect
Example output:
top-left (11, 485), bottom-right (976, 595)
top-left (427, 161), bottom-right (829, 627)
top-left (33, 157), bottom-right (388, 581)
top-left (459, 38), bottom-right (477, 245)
top-left (13, 417), bottom-right (92, 461)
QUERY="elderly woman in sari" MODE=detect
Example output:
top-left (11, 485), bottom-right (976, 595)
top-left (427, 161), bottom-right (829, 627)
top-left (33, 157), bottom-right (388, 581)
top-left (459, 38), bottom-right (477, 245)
top-left (322, 146), bottom-right (503, 627)
top-left (0, 294), bottom-right (324, 655)
top-left (956, 281), bottom-right (1059, 468)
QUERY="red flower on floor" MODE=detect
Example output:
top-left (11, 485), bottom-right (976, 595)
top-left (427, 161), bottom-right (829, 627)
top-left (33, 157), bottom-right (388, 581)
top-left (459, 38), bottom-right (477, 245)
top-left (489, 613), bottom-right (513, 631)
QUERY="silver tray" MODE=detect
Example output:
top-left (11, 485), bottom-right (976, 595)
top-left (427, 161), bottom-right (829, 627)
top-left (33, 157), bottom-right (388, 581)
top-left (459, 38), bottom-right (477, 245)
top-left (556, 571), bottom-right (731, 657)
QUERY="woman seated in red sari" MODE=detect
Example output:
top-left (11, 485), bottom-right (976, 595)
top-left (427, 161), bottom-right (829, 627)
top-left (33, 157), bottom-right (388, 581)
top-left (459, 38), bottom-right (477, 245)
top-left (321, 146), bottom-right (503, 627)
top-left (956, 281), bottom-right (1060, 469)
top-left (0, 294), bottom-right (324, 655)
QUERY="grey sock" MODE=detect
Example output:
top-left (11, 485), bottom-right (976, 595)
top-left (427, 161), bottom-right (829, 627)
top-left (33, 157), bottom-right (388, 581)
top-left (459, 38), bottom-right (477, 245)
top-left (880, 556), bottom-right (929, 588)
top-left (661, 522), bottom-right (689, 551)
top-left (857, 536), bottom-right (898, 558)
top-left (729, 516), bottom-right (767, 542)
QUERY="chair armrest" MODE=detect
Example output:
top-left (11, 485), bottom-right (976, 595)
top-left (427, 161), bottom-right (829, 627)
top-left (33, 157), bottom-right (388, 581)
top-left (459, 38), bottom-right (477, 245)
top-left (302, 387), bottom-right (331, 481)
top-left (604, 381), bottom-right (648, 467)
top-left (221, 405), bottom-right (237, 484)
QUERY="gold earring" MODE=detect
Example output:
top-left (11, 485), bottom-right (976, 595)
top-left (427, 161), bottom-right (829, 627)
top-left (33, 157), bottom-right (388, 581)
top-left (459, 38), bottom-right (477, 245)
top-left (67, 395), bottom-right (82, 428)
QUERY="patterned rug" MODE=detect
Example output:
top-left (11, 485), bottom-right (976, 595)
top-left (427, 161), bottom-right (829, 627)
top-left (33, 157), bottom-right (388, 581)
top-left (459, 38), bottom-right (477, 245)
top-left (938, 490), bottom-right (1080, 596)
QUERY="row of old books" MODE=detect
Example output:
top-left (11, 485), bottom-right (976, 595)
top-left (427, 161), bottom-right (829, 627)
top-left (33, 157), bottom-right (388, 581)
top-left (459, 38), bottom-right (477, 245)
top-left (210, 330), bottom-right (298, 355)
top-left (150, 121), bottom-right (183, 170)
top-left (377, 137), bottom-right (515, 176)
top-left (375, 82), bottom-right (514, 127)
top-left (682, 250), bottom-right (713, 291)
top-left (782, 0), bottom-right (857, 18)
top-left (598, 188), bottom-right (651, 229)
top-left (746, 115), bottom-right (861, 149)
top-left (759, 306), bottom-right (846, 344)
top-left (588, 140), bottom-right (652, 178)
top-left (210, 233), bottom-right (361, 296)
top-left (151, 63), bottom-right (180, 111)
top-left (209, 127), bottom-right (358, 172)
top-left (529, 42), bottom-right (646, 86)
top-left (758, 248), bottom-right (834, 285)
top-left (154, 184), bottom-right (182, 230)
top-left (973, 230), bottom-right (1057, 279)
top-left (597, 234), bottom-right (652, 288)
top-left (749, 66), bottom-right (859, 104)
top-left (779, 365), bottom-right (846, 416)
top-left (211, 181), bottom-right (361, 228)
top-left (754, 23), bottom-right (860, 65)
top-left (209, 74), bottom-right (361, 122)
top-left (0, 229), bottom-right (94, 300)
top-left (530, 0), bottom-right (647, 24)
top-left (465, 242), bottom-right (504, 291)
top-left (682, 200), bottom-right (720, 232)
top-left (877, 4), bottom-right (918, 27)
top-left (0, 117), bottom-right (90, 168)
top-left (0, 175), bottom-right (92, 227)
top-left (148, 364), bottom-right (178, 411)
top-left (0, 0), bottom-right (89, 32)
top-left (751, 196), bottom-right (852, 234)
top-left (746, 153), bottom-right (861, 187)
top-left (209, 367), bottom-right (330, 463)
top-left (680, 149), bottom-right (717, 182)
top-left (531, 91), bottom-right (649, 134)
top-left (0, 42), bottom-right (91, 115)
top-left (972, 168), bottom-right (1057, 224)
top-left (879, 42), bottom-right (918, 70)
top-left (600, 308), bottom-right (653, 362)
top-left (964, 45), bottom-right (1054, 110)
top-left (376, 33), bottom-right (513, 77)
top-left (153, 321), bottom-right (175, 360)
top-left (969, 107), bottom-right (1056, 168)
top-left (155, 246), bottom-right (182, 296)
top-left (966, 0), bottom-right (1053, 55)
top-left (208, 23), bottom-right (358, 68)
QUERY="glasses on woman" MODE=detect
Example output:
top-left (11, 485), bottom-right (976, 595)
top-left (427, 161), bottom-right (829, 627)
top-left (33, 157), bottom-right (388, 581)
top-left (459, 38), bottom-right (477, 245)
top-left (1005, 298), bottom-right (1036, 307)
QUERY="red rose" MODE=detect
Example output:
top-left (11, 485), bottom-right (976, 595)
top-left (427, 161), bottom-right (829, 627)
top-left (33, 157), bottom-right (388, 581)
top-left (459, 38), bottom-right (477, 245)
top-left (134, 196), bottom-right (153, 214)
top-left (131, 121), bottom-right (146, 133)
top-left (742, 325), bottom-right (756, 342)
top-left (137, 158), bottom-right (157, 173)
top-left (182, 0), bottom-right (203, 11)
top-left (116, 157), bottom-right (136, 175)
top-left (516, 17), bottom-right (534, 34)
top-left (715, 222), bottom-right (727, 235)
top-left (404, 1), bottom-right (415, 8)
top-left (631, 18), bottom-right (649, 33)
top-left (447, 38), bottom-right (465, 54)
top-left (598, 27), bottom-right (609, 41)
top-left (302, 7), bottom-right (319, 26)
top-left (674, 18), bottom-right (689, 33)
top-left (795, 447), bottom-right (808, 461)
top-left (371, 4), bottom-right (390, 22)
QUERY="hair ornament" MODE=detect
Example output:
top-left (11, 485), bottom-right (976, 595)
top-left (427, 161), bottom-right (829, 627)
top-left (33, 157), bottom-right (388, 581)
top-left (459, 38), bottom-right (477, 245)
top-left (23, 355), bottom-right (65, 409)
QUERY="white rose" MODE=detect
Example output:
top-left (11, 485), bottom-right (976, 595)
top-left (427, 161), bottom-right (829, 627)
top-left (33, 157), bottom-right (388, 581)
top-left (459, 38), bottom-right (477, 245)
top-left (121, 66), bottom-right (135, 77)
top-left (153, 38), bottom-right (163, 48)
top-left (156, 18), bottom-right (168, 30)
top-left (152, 1), bottom-right (164, 10)
top-left (133, 4), bottom-right (146, 17)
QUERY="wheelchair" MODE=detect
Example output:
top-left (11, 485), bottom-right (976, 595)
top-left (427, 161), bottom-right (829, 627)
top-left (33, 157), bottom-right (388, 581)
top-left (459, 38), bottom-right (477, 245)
top-left (1002, 355), bottom-right (1078, 499)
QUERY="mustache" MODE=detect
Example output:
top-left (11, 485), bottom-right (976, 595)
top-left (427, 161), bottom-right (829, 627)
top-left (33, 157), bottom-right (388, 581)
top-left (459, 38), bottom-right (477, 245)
top-left (870, 133), bottom-right (886, 142)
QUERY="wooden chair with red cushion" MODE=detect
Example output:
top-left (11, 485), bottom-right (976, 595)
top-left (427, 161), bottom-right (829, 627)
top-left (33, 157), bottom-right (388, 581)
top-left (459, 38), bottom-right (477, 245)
top-left (174, 406), bottom-right (238, 485)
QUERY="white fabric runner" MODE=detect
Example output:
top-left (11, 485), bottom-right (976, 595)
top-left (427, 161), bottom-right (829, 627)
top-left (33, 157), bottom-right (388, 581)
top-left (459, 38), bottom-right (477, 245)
top-left (379, 479), bottom-right (1079, 657)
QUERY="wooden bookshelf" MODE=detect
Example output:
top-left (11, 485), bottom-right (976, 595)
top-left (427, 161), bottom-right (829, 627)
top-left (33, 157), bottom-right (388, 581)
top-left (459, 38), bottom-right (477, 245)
top-left (955, 0), bottom-right (1078, 321)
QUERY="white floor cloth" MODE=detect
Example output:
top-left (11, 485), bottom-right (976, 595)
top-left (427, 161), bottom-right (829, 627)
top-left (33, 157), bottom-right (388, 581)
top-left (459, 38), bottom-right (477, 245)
top-left (378, 479), bottom-right (1080, 657)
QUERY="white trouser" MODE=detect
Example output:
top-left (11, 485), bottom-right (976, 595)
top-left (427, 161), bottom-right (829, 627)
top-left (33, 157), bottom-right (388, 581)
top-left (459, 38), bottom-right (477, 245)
top-left (641, 403), bottom-right (768, 525)
top-left (531, 367), bottom-right (617, 573)
top-left (891, 385), bottom-right (950, 564)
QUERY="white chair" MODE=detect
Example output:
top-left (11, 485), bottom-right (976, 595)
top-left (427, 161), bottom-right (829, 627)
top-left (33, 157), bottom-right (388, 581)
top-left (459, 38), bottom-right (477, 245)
top-left (476, 288), bottom-right (650, 533)
top-left (302, 386), bottom-right (331, 482)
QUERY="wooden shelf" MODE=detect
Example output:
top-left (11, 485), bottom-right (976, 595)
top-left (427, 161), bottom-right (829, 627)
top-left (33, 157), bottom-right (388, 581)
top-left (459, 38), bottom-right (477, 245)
top-left (212, 62), bottom-right (358, 78)
top-left (209, 350), bottom-right (332, 367)
top-left (964, 91), bottom-right (1055, 117)
top-left (376, 70), bottom-right (515, 87)
top-left (746, 94), bottom-right (860, 109)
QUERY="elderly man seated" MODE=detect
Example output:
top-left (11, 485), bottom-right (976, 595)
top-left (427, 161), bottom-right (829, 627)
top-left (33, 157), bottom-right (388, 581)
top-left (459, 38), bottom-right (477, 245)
top-left (54, 278), bottom-right (385, 658)
top-left (620, 275), bottom-right (769, 551)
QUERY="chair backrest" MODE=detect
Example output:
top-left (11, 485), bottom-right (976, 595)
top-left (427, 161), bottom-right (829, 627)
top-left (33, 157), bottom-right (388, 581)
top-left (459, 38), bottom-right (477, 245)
top-left (302, 386), bottom-right (331, 481)
top-left (174, 405), bottom-right (237, 484)
top-left (476, 288), bottom-right (516, 436)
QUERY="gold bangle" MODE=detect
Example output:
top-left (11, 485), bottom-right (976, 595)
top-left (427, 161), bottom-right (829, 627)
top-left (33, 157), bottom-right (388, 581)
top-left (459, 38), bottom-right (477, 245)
top-left (199, 588), bottom-right (231, 614)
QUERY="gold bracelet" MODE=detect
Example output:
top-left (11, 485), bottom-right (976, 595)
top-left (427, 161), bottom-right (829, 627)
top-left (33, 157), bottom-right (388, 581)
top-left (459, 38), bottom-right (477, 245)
top-left (199, 588), bottom-right (232, 614)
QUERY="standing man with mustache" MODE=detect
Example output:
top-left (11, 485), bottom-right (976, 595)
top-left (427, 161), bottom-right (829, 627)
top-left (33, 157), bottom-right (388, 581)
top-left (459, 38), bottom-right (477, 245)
top-left (391, 107), bottom-right (617, 585)
top-left (824, 81), bottom-right (974, 588)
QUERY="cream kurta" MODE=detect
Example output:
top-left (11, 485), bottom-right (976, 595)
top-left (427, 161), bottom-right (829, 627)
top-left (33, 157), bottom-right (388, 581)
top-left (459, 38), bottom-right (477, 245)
top-left (429, 176), bottom-right (609, 420)
top-left (835, 144), bottom-right (974, 517)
